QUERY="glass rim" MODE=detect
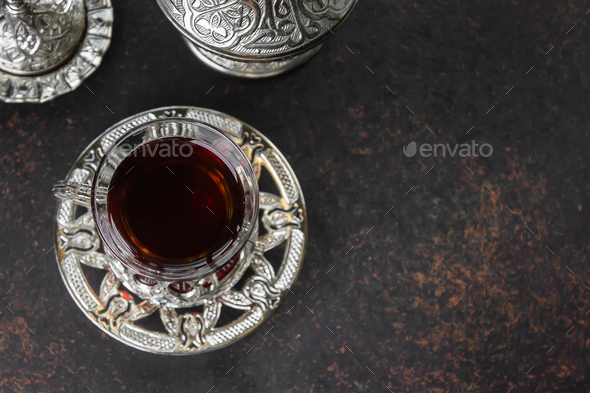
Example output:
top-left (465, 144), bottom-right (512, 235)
top-left (90, 117), bottom-right (259, 282)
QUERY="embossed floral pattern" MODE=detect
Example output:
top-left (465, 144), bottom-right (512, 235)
top-left (189, 0), bottom-right (260, 46)
top-left (160, 0), bottom-right (355, 54)
top-left (0, 0), bottom-right (85, 75)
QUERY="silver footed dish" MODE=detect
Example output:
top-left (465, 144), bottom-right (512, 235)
top-left (157, 0), bottom-right (358, 78)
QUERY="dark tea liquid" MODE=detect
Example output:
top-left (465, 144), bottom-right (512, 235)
top-left (107, 138), bottom-right (245, 268)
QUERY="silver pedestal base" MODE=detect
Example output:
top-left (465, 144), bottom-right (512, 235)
top-left (185, 38), bottom-right (322, 78)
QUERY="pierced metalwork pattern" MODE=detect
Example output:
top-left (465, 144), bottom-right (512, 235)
top-left (0, 0), bottom-right (113, 103)
top-left (53, 106), bottom-right (307, 355)
top-left (158, 0), bottom-right (357, 60)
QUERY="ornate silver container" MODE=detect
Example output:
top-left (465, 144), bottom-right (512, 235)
top-left (157, 0), bottom-right (358, 78)
top-left (51, 106), bottom-right (307, 354)
top-left (0, 0), bottom-right (113, 103)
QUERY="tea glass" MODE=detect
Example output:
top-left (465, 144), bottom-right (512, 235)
top-left (53, 118), bottom-right (259, 289)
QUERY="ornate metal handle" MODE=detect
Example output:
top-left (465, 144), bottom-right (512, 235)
top-left (52, 180), bottom-right (92, 207)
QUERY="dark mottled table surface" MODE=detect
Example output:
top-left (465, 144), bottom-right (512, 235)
top-left (2, 0), bottom-right (590, 392)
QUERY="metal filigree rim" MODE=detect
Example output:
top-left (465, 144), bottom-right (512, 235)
top-left (0, 0), bottom-right (113, 103)
top-left (53, 106), bottom-right (307, 355)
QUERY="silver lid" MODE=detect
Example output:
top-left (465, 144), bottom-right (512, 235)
top-left (0, 0), bottom-right (113, 103)
top-left (157, 0), bottom-right (357, 61)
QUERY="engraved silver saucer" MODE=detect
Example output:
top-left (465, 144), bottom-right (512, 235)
top-left (52, 106), bottom-right (307, 354)
top-left (157, 0), bottom-right (358, 78)
top-left (0, 0), bottom-right (113, 103)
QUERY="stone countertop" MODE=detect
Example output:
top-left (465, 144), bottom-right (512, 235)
top-left (1, 0), bottom-right (590, 392)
